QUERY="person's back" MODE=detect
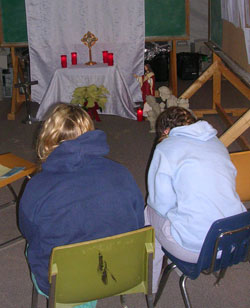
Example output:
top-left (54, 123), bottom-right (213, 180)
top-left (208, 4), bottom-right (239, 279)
top-left (19, 104), bottom-right (144, 296)
top-left (149, 120), bottom-right (246, 252)
top-left (145, 106), bottom-right (246, 293)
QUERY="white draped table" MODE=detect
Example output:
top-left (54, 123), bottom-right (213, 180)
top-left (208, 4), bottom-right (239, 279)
top-left (36, 63), bottom-right (137, 121)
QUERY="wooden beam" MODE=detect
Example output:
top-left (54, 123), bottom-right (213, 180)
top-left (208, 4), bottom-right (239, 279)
top-left (213, 60), bottom-right (221, 110)
top-left (180, 61), bottom-right (217, 100)
top-left (193, 108), bottom-right (247, 118)
top-left (215, 103), bottom-right (233, 127)
top-left (219, 109), bottom-right (250, 149)
top-left (218, 62), bottom-right (250, 100)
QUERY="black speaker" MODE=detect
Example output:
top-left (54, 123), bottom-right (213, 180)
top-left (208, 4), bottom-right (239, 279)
top-left (147, 52), bottom-right (169, 82)
top-left (177, 52), bottom-right (200, 80)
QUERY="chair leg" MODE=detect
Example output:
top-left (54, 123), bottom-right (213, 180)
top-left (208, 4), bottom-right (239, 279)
top-left (146, 294), bottom-right (154, 308)
top-left (179, 275), bottom-right (192, 308)
top-left (214, 268), bottom-right (227, 286)
top-left (153, 262), bottom-right (176, 306)
top-left (31, 284), bottom-right (38, 308)
top-left (120, 295), bottom-right (128, 308)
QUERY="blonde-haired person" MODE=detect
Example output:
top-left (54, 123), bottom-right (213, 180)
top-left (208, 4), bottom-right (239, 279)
top-left (19, 103), bottom-right (145, 306)
top-left (145, 106), bottom-right (246, 293)
top-left (37, 103), bottom-right (94, 161)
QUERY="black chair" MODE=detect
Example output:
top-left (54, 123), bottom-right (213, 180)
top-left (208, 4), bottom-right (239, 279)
top-left (154, 211), bottom-right (250, 308)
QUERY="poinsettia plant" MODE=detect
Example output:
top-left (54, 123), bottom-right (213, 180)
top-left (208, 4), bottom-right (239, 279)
top-left (70, 84), bottom-right (109, 111)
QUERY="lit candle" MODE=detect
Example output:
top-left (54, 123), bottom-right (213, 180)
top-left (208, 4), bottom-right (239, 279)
top-left (107, 53), bottom-right (114, 66)
top-left (102, 51), bottom-right (108, 63)
top-left (61, 55), bottom-right (67, 68)
top-left (137, 108), bottom-right (143, 121)
top-left (71, 52), bottom-right (77, 65)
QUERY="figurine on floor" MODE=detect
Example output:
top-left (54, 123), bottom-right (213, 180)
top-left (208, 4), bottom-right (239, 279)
top-left (158, 86), bottom-right (172, 103)
top-left (158, 85), bottom-right (191, 110)
top-left (176, 97), bottom-right (190, 109)
top-left (134, 64), bottom-right (155, 104)
top-left (144, 95), bottom-right (161, 133)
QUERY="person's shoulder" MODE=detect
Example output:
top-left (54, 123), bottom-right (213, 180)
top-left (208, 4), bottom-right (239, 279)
top-left (105, 157), bottom-right (131, 173)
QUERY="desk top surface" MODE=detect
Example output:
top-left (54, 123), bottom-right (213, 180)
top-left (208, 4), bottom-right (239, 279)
top-left (0, 153), bottom-right (37, 188)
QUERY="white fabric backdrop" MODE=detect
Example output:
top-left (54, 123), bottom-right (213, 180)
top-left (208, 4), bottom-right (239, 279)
top-left (25, 0), bottom-right (144, 105)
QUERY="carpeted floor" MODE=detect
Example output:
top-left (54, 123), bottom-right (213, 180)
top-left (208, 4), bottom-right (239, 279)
top-left (0, 78), bottom-right (249, 308)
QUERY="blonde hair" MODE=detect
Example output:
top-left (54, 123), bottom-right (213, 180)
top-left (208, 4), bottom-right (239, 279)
top-left (37, 103), bottom-right (94, 161)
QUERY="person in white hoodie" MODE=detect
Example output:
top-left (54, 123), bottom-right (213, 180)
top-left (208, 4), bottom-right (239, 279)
top-left (145, 106), bottom-right (246, 293)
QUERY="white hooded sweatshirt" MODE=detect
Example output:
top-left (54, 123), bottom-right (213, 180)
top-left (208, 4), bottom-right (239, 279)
top-left (147, 120), bottom-right (246, 253)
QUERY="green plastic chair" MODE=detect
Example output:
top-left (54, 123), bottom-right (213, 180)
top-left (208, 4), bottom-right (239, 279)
top-left (31, 226), bottom-right (155, 308)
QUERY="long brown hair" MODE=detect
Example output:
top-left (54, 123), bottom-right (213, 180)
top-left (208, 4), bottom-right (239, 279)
top-left (156, 106), bottom-right (196, 142)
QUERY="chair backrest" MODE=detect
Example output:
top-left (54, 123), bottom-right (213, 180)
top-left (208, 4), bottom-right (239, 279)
top-left (230, 151), bottom-right (250, 202)
top-left (48, 226), bottom-right (155, 307)
top-left (198, 211), bottom-right (250, 275)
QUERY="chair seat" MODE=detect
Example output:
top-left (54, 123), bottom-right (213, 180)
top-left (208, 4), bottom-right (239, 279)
top-left (162, 249), bottom-right (200, 280)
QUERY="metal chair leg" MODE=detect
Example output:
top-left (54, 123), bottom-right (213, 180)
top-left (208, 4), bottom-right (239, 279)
top-left (214, 268), bottom-right (227, 286)
top-left (179, 275), bottom-right (192, 308)
top-left (31, 284), bottom-right (38, 308)
top-left (120, 295), bottom-right (128, 308)
top-left (146, 294), bottom-right (154, 308)
top-left (154, 262), bottom-right (176, 306)
top-left (7, 184), bottom-right (18, 201)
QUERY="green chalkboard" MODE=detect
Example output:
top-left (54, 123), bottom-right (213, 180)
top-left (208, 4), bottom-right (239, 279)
top-left (145, 0), bottom-right (189, 39)
top-left (0, 0), bottom-right (28, 45)
top-left (0, 0), bottom-right (189, 45)
top-left (209, 0), bottom-right (223, 47)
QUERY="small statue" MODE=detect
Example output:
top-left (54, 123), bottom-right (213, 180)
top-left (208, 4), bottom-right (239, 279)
top-left (134, 64), bottom-right (155, 104)
top-left (158, 86), bottom-right (172, 103)
top-left (144, 95), bottom-right (161, 133)
top-left (177, 97), bottom-right (197, 119)
top-left (166, 94), bottom-right (178, 108)
top-left (159, 102), bottom-right (166, 113)
top-left (176, 97), bottom-right (190, 109)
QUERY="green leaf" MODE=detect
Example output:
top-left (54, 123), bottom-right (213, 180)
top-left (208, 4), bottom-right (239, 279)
top-left (71, 84), bottom-right (109, 110)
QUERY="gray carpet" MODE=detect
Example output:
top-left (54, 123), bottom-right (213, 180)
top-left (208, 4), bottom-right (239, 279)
top-left (0, 79), bottom-right (249, 308)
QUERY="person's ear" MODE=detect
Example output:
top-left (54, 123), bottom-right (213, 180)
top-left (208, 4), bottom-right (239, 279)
top-left (163, 128), bottom-right (170, 136)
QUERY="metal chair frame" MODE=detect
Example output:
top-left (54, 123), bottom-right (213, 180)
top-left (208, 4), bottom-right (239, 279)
top-left (154, 212), bottom-right (250, 308)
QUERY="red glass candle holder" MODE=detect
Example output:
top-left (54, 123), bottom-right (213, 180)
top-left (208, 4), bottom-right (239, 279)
top-left (107, 53), bottom-right (114, 66)
top-left (137, 108), bottom-right (143, 122)
top-left (102, 50), bottom-right (108, 63)
top-left (71, 52), bottom-right (77, 65)
top-left (61, 55), bottom-right (67, 68)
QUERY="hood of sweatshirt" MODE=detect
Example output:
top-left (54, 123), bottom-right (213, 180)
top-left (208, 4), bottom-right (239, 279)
top-left (42, 130), bottom-right (109, 172)
top-left (169, 120), bottom-right (217, 141)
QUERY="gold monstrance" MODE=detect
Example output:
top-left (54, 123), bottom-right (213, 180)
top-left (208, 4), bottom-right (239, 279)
top-left (81, 31), bottom-right (98, 65)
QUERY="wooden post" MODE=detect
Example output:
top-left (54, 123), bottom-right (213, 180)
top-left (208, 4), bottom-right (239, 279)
top-left (7, 47), bottom-right (25, 120)
top-left (169, 40), bottom-right (177, 97)
top-left (213, 53), bottom-right (221, 110)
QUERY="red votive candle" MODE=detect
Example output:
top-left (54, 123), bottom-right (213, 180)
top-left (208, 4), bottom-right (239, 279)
top-left (71, 52), bottom-right (77, 65)
top-left (137, 108), bottom-right (143, 122)
top-left (61, 55), bottom-right (67, 68)
top-left (107, 53), bottom-right (114, 66)
top-left (102, 50), bottom-right (108, 63)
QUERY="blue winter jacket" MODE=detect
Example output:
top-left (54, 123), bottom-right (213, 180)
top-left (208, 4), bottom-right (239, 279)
top-left (19, 130), bottom-right (145, 295)
top-left (147, 121), bottom-right (246, 253)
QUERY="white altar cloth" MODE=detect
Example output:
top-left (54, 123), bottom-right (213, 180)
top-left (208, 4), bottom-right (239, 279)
top-left (36, 63), bottom-right (137, 121)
